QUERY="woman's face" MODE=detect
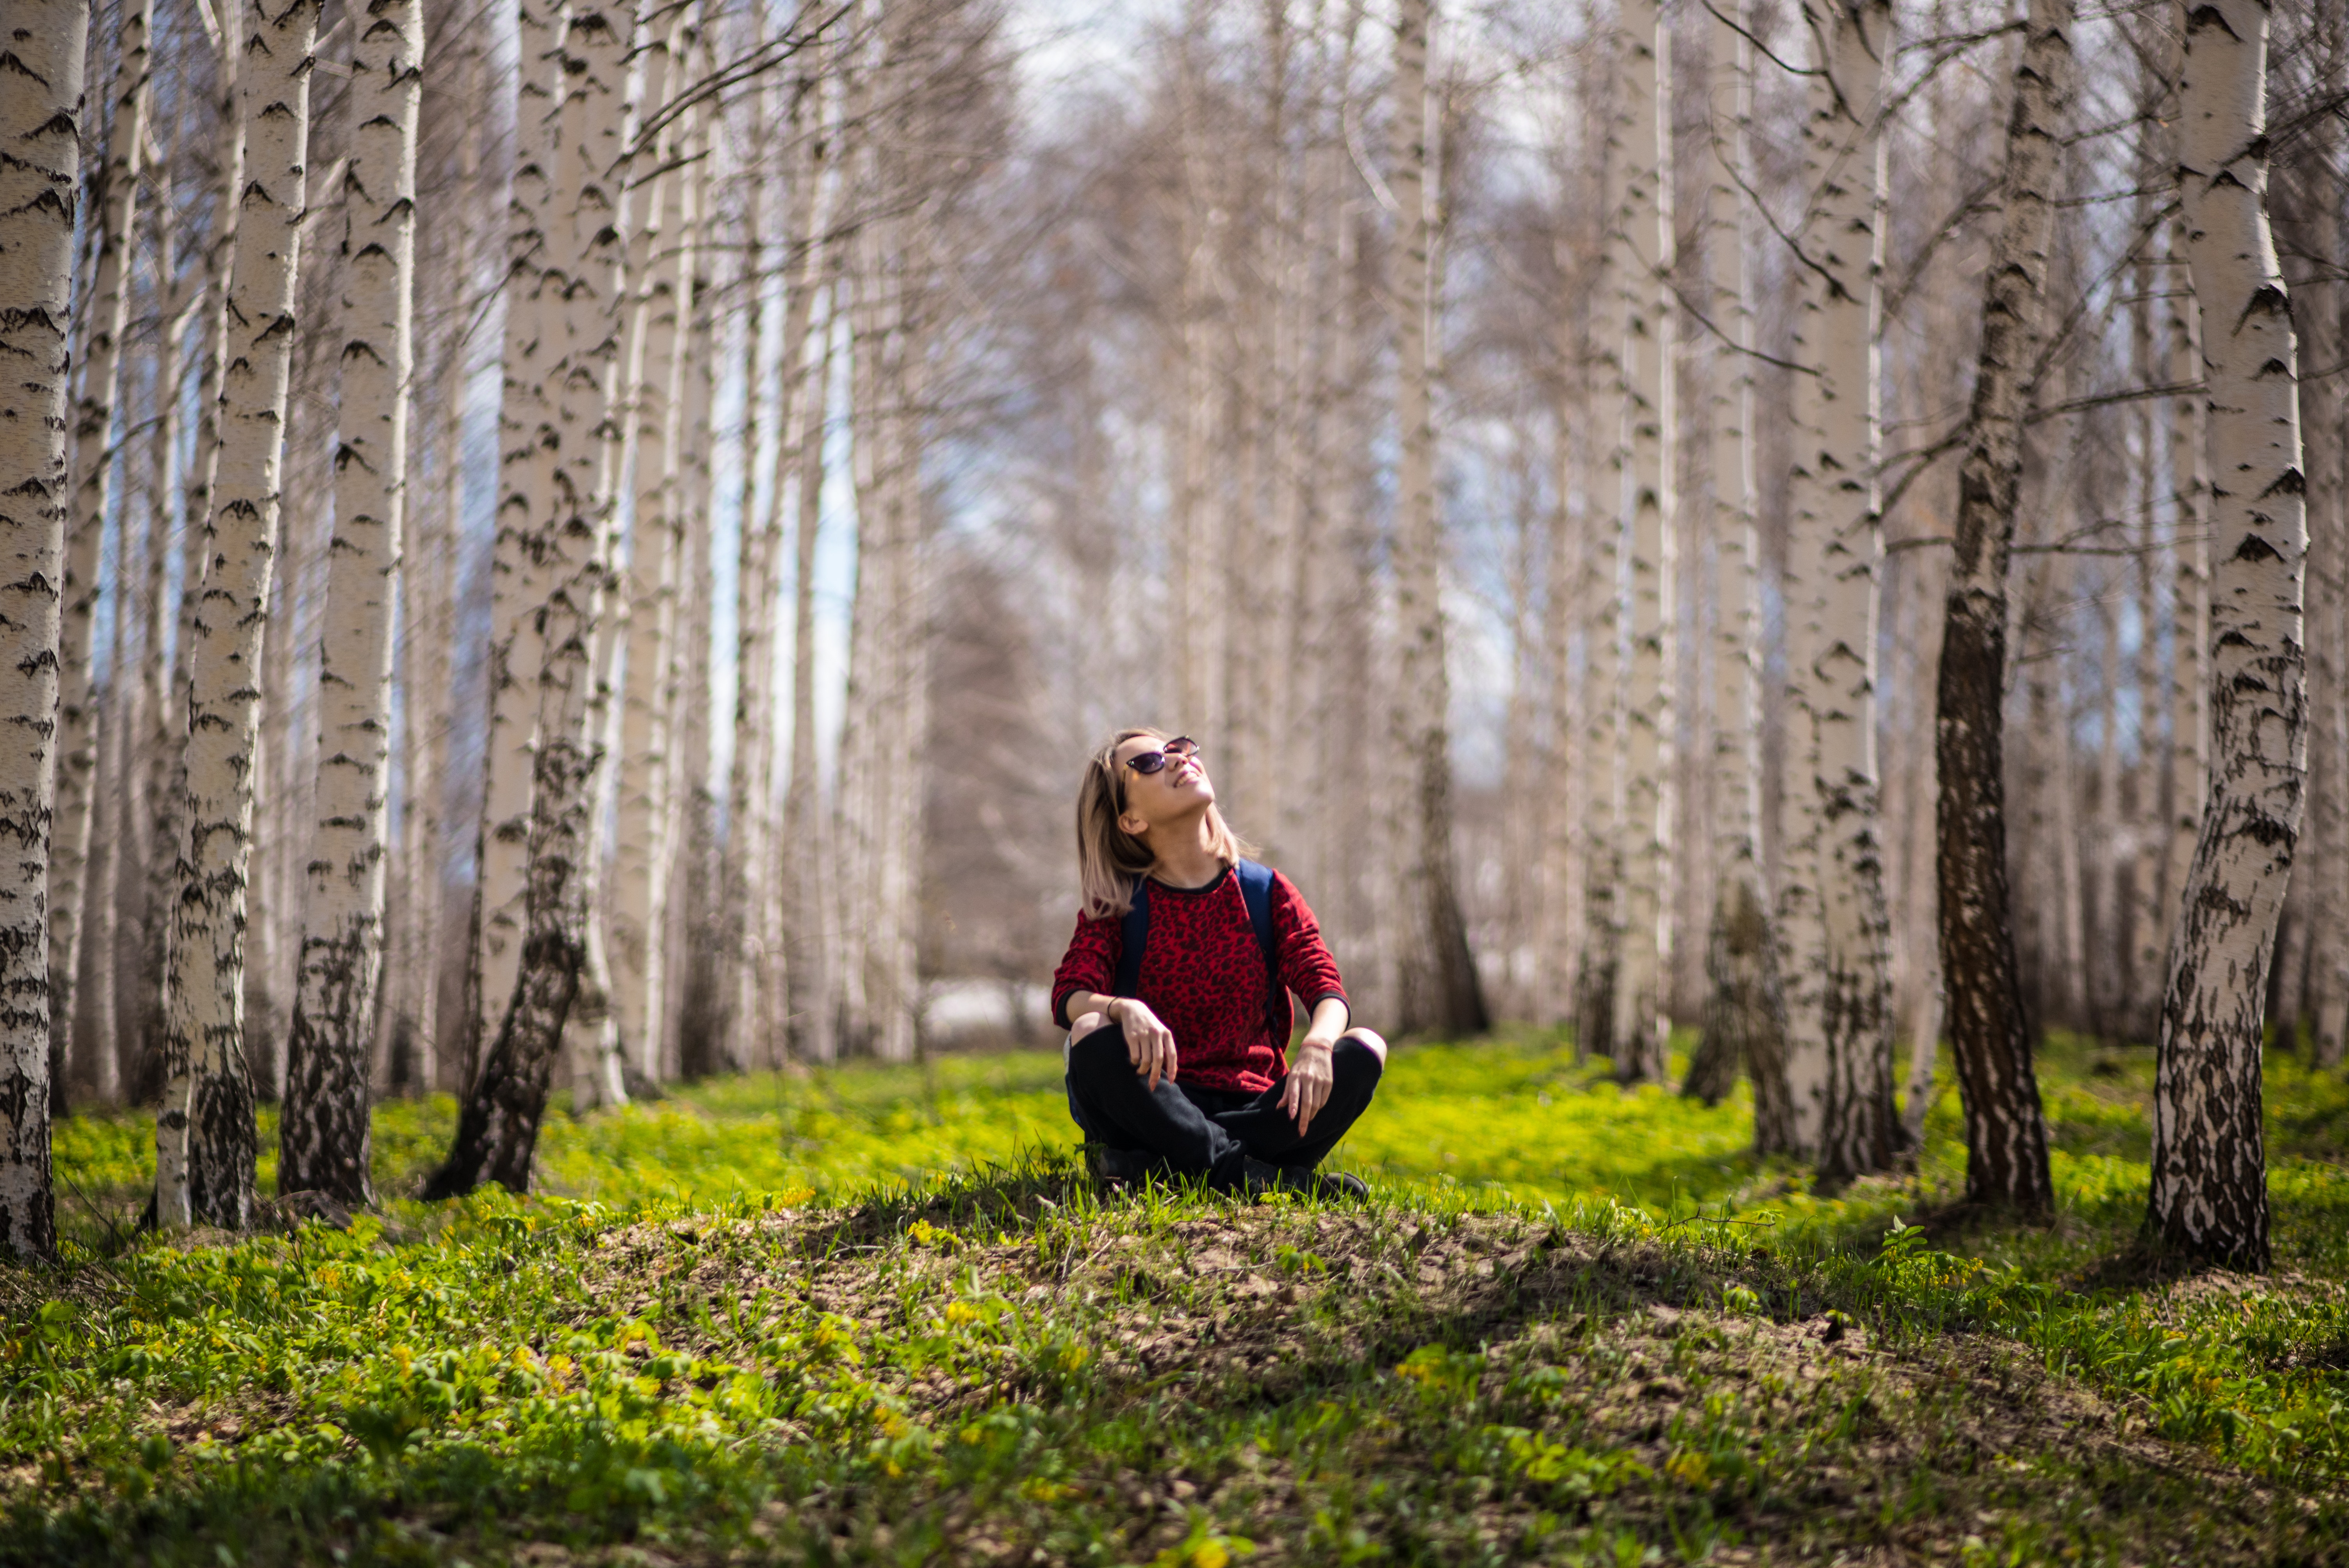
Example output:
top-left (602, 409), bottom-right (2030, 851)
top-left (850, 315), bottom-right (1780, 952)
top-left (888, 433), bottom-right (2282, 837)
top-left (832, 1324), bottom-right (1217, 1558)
top-left (1114, 734), bottom-right (1214, 836)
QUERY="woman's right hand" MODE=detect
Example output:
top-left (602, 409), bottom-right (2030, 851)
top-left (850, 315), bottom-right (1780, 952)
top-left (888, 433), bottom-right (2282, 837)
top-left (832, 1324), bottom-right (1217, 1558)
top-left (1109, 997), bottom-right (1178, 1090)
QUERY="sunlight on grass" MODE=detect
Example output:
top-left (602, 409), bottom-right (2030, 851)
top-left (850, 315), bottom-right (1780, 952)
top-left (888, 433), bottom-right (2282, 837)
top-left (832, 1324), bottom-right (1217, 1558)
top-left (17, 1028), bottom-right (2349, 1564)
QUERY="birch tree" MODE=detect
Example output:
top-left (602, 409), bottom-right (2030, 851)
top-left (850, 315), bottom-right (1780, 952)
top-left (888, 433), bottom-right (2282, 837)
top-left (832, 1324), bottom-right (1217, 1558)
top-left (1612, 0), bottom-right (1673, 1083)
top-left (468, 0), bottom-right (565, 1095)
top-left (740, 69), bottom-right (829, 1067)
top-left (0, 0), bottom-right (89, 1260)
top-left (2149, 0), bottom-right (2307, 1271)
top-left (1780, 0), bottom-right (1897, 1181)
top-left (2162, 222), bottom-right (2210, 993)
top-left (782, 282), bottom-right (834, 1062)
top-left (1388, 0), bottom-right (1485, 1039)
top-left (428, 3), bottom-right (634, 1195)
top-left (611, 0), bottom-right (693, 1085)
top-left (1932, 0), bottom-right (2072, 1212)
top-left (50, 0), bottom-right (151, 1087)
top-left (157, 0), bottom-right (324, 1231)
top-left (279, 0), bottom-right (425, 1205)
top-left (1687, 0), bottom-right (1786, 1110)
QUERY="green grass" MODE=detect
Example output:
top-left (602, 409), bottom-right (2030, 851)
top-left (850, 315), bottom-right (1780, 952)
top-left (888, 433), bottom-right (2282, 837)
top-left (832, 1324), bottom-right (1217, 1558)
top-left (7, 1032), bottom-right (2347, 1564)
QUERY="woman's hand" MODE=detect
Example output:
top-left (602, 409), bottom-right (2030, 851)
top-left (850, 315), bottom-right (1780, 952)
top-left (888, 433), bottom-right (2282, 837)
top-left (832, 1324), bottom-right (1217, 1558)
top-left (1281, 1036), bottom-right (1337, 1133)
top-left (1109, 997), bottom-right (1178, 1090)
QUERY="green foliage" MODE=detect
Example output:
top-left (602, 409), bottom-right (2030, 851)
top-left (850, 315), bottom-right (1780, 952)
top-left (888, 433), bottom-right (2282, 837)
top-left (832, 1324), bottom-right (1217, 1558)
top-left (4, 1031), bottom-right (2344, 1563)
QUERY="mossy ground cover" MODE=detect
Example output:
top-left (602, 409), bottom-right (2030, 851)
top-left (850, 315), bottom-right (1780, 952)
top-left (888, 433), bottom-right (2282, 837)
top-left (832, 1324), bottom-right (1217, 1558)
top-left (7, 1033), bottom-right (2347, 1564)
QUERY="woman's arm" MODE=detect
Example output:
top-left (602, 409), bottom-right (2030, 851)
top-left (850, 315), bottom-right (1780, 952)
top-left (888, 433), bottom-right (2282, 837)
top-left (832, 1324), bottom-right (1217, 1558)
top-left (1064, 991), bottom-right (1180, 1090)
top-left (1278, 996), bottom-right (1351, 1132)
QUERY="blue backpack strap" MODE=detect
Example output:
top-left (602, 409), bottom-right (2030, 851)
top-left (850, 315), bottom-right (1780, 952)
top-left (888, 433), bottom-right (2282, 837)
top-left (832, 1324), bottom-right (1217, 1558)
top-left (1235, 859), bottom-right (1289, 1040)
top-left (1111, 877), bottom-right (1151, 998)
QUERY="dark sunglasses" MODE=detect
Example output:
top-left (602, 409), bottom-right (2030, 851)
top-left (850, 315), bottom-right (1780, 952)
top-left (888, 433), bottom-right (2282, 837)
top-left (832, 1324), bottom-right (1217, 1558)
top-left (1123, 737), bottom-right (1201, 776)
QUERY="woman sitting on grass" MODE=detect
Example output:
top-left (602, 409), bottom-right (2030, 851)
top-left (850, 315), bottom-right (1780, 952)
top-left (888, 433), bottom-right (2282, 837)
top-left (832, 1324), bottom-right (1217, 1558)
top-left (1051, 727), bottom-right (1386, 1197)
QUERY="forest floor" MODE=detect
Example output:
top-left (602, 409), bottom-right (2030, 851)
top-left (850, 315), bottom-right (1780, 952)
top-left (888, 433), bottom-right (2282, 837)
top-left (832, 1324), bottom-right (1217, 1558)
top-left (4, 1032), bottom-right (2349, 1565)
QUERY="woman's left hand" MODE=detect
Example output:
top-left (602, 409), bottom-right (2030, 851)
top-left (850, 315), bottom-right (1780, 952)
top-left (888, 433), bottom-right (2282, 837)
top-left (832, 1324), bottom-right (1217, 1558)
top-left (1280, 1037), bottom-right (1336, 1133)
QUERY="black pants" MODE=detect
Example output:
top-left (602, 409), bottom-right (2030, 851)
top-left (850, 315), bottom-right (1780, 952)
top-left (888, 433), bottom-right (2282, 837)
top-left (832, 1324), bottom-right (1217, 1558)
top-left (1064, 1022), bottom-right (1382, 1187)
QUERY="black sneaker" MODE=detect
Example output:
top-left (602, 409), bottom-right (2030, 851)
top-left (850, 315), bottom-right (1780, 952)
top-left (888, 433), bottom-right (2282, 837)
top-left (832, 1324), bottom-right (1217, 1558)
top-left (1289, 1167), bottom-right (1369, 1202)
top-left (1240, 1158), bottom-right (1369, 1202)
top-left (1083, 1144), bottom-right (1153, 1188)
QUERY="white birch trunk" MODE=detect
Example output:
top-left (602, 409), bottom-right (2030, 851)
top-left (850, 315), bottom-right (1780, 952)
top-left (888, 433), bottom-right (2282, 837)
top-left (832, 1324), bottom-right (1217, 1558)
top-left (279, 0), bottom-right (423, 1205)
top-left (752, 80), bottom-right (828, 1066)
top-left (1688, 0), bottom-right (1787, 1113)
top-left (0, 0), bottom-right (89, 1260)
top-left (610, 0), bottom-right (692, 1085)
top-left (1782, 0), bottom-right (1897, 1182)
top-left (720, 38), bottom-right (770, 1076)
top-left (2162, 226), bottom-right (2211, 962)
top-left (50, 0), bottom-right (150, 1083)
top-left (667, 71), bottom-right (719, 1078)
top-left (430, 1), bottom-right (634, 1192)
top-left (157, 0), bottom-right (324, 1232)
top-left (1388, 0), bottom-right (1484, 1039)
top-left (782, 283), bottom-right (835, 1063)
top-left (2149, 0), bottom-right (2306, 1270)
top-left (1613, 0), bottom-right (1674, 1082)
top-left (468, 0), bottom-right (564, 1094)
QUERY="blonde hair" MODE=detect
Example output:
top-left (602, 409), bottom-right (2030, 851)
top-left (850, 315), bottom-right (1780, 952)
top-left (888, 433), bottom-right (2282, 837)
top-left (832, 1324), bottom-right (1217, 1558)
top-left (1075, 727), bottom-right (1251, 918)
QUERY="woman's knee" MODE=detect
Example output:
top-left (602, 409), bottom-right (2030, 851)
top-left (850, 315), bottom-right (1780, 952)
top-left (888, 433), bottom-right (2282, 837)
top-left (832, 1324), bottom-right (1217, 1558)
top-left (1338, 1028), bottom-right (1387, 1070)
top-left (1068, 1017), bottom-right (1130, 1074)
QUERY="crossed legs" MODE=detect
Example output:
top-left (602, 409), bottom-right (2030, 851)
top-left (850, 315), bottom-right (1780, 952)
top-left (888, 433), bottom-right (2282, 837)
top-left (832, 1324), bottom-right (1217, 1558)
top-left (1063, 1016), bottom-right (1385, 1187)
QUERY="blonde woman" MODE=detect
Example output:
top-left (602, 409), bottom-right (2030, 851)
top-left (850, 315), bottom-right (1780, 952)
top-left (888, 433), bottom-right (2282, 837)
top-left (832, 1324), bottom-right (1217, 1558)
top-left (1051, 728), bottom-right (1386, 1196)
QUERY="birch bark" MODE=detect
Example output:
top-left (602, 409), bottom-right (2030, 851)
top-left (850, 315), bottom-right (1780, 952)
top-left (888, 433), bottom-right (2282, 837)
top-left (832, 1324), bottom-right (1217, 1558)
top-left (782, 284), bottom-right (834, 1063)
top-left (1688, 0), bottom-right (1787, 1111)
top-left (2149, 0), bottom-right (2306, 1270)
top-left (1388, 0), bottom-right (1485, 1039)
top-left (157, 0), bottom-right (324, 1231)
top-left (280, 0), bottom-right (424, 1205)
top-left (0, 0), bottom-right (89, 1260)
top-left (150, 14), bottom-right (241, 1127)
top-left (1932, 0), bottom-right (2070, 1211)
top-left (2162, 223), bottom-right (2210, 992)
top-left (1613, 0), bottom-right (1674, 1083)
top-left (1783, 0), bottom-right (1896, 1182)
top-left (50, 0), bottom-right (149, 1094)
top-left (610, 0), bottom-right (692, 1085)
top-left (721, 114), bottom-right (767, 1076)
top-left (466, 0), bottom-right (564, 1095)
top-left (428, 2), bottom-right (633, 1195)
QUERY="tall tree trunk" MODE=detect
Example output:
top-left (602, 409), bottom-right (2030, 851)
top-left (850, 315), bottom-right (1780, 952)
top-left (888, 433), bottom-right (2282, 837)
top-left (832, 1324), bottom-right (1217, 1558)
top-left (721, 51), bottom-right (770, 1076)
top-left (2161, 222), bottom-right (2210, 1026)
top-left (467, 0), bottom-right (565, 1097)
top-left (1612, 0), bottom-right (1674, 1083)
top-left (1388, 0), bottom-right (1484, 1040)
top-left (157, 0), bottom-right (324, 1232)
top-left (1688, 0), bottom-right (1787, 1111)
top-left (1932, 0), bottom-right (2071, 1212)
top-left (0, 0), bottom-right (89, 1261)
top-left (1785, 0), bottom-right (1896, 1185)
top-left (2318, 227), bottom-right (2349, 1073)
top-left (130, 214), bottom-right (193, 1105)
top-left (280, 0), bottom-right (424, 1206)
top-left (428, 2), bottom-right (633, 1196)
top-left (782, 286), bottom-right (836, 1064)
top-left (149, 30), bottom-right (239, 1112)
top-left (670, 77), bottom-right (720, 1080)
top-left (610, 2), bottom-right (693, 1087)
top-left (2148, 0), bottom-right (2307, 1272)
top-left (51, 0), bottom-right (151, 1104)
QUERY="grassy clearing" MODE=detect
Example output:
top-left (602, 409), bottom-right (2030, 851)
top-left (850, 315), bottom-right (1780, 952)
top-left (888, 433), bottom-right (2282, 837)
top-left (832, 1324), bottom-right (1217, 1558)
top-left (6, 1033), bottom-right (2347, 1564)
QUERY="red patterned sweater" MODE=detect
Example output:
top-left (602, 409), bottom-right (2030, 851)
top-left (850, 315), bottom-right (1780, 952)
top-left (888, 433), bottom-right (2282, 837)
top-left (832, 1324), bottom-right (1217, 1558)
top-left (1050, 865), bottom-right (1348, 1094)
